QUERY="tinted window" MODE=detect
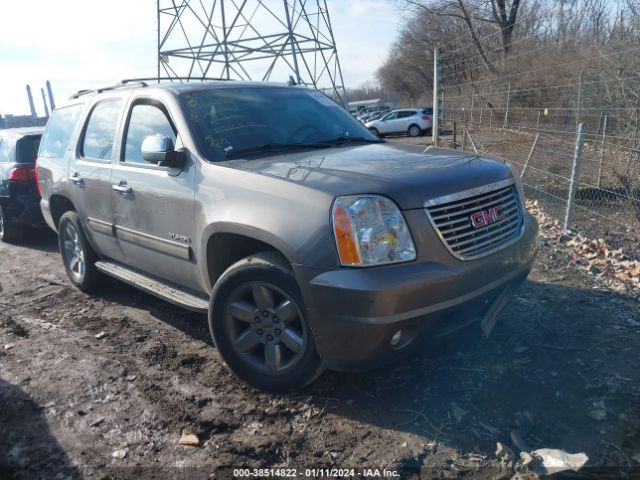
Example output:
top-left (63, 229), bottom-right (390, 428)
top-left (0, 138), bottom-right (8, 163)
top-left (422, 108), bottom-right (433, 115)
top-left (382, 112), bottom-right (397, 121)
top-left (182, 87), bottom-right (377, 161)
top-left (398, 111), bottom-right (416, 118)
top-left (16, 135), bottom-right (42, 164)
top-left (124, 104), bottom-right (176, 164)
top-left (39, 104), bottom-right (82, 158)
top-left (82, 100), bottom-right (122, 160)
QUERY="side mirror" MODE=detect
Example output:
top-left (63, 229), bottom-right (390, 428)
top-left (141, 134), bottom-right (184, 168)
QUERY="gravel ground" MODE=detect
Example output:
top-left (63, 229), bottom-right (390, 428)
top-left (1, 221), bottom-right (640, 479)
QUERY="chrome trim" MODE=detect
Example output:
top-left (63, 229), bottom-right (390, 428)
top-left (423, 178), bottom-right (515, 208)
top-left (114, 225), bottom-right (191, 260)
top-left (423, 179), bottom-right (525, 261)
top-left (87, 217), bottom-right (114, 236)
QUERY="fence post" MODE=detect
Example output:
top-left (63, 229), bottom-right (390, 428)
top-left (536, 110), bottom-right (541, 131)
top-left (470, 92), bottom-right (474, 124)
top-left (564, 123), bottom-right (585, 231)
top-left (462, 121), bottom-right (468, 151)
top-left (464, 126), bottom-right (478, 153)
top-left (503, 82), bottom-right (511, 128)
top-left (432, 47), bottom-right (440, 146)
top-left (575, 71), bottom-right (582, 129)
top-left (597, 115), bottom-right (607, 188)
top-left (489, 108), bottom-right (493, 132)
top-left (521, 133), bottom-right (540, 178)
top-left (453, 121), bottom-right (457, 149)
top-left (479, 108), bottom-right (483, 127)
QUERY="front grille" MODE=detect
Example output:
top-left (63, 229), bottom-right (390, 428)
top-left (424, 180), bottom-right (524, 259)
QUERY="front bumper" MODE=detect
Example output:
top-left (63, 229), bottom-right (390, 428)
top-left (297, 214), bottom-right (538, 371)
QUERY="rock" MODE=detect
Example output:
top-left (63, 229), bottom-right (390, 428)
top-left (400, 442), bottom-right (408, 448)
top-left (588, 409), bottom-right (606, 421)
top-left (90, 417), bottom-right (106, 427)
top-left (519, 452), bottom-right (534, 465)
top-left (531, 448), bottom-right (588, 475)
top-left (112, 449), bottom-right (128, 459)
top-left (496, 442), bottom-right (514, 460)
top-left (95, 331), bottom-right (108, 339)
top-left (126, 375), bottom-right (137, 381)
top-left (178, 432), bottom-right (200, 447)
top-left (4, 344), bottom-right (15, 350)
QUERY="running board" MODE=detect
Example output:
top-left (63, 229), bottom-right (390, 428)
top-left (95, 261), bottom-right (209, 313)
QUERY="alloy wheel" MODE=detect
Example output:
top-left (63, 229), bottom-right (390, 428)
top-left (223, 281), bottom-right (307, 375)
top-left (62, 222), bottom-right (85, 282)
top-left (409, 125), bottom-right (420, 137)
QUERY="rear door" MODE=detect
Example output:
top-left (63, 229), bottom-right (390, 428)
top-left (396, 110), bottom-right (417, 132)
top-left (70, 96), bottom-right (125, 261)
top-left (111, 97), bottom-right (198, 290)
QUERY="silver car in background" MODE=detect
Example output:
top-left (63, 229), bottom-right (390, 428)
top-left (366, 108), bottom-right (432, 138)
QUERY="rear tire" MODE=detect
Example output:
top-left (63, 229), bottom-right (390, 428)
top-left (58, 211), bottom-right (101, 292)
top-left (209, 252), bottom-right (325, 392)
top-left (408, 124), bottom-right (421, 137)
top-left (0, 204), bottom-right (23, 243)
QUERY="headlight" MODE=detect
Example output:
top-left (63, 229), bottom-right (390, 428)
top-left (332, 195), bottom-right (416, 266)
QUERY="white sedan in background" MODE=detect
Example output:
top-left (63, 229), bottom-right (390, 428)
top-left (365, 108), bottom-right (432, 137)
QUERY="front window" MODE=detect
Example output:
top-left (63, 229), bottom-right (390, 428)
top-left (181, 87), bottom-right (380, 161)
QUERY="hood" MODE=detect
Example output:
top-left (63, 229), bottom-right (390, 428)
top-left (222, 142), bottom-right (513, 210)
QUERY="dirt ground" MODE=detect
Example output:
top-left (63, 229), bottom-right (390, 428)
top-left (1, 221), bottom-right (640, 479)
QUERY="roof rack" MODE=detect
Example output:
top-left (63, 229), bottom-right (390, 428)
top-left (69, 80), bottom-right (149, 100)
top-left (69, 76), bottom-right (233, 100)
top-left (121, 76), bottom-right (231, 84)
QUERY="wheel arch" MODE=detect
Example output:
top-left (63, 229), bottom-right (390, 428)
top-left (49, 194), bottom-right (76, 231)
top-left (202, 223), bottom-right (297, 292)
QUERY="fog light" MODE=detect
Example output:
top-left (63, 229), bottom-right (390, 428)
top-left (390, 329), bottom-right (402, 346)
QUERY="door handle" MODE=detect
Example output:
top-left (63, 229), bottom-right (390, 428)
top-left (112, 181), bottom-right (132, 195)
top-left (69, 172), bottom-right (84, 185)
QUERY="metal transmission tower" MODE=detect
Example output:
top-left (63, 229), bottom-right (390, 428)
top-left (156, 0), bottom-right (347, 104)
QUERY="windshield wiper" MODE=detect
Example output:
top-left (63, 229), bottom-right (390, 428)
top-left (319, 136), bottom-right (384, 145)
top-left (226, 142), bottom-right (333, 159)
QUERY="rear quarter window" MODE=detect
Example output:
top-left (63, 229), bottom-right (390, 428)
top-left (0, 137), bottom-right (9, 163)
top-left (16, 135), bottom-right (42, 164)
top-left (39, 104), bottom-right (83, 158)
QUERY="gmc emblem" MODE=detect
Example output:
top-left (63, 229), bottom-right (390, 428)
top-left (470, 206), bottom-right (506, 229)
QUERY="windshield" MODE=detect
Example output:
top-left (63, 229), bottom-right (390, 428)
top-left (181, 86), bottom-right (380, 161)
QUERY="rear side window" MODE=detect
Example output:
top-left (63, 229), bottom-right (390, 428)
top-left (422, 108), bottom-right (433, 115)
top-left (398, 111), bottom-right (416, 118)
top-left (0, 137), bottom-right (8, 163)
top-left (82, 100), bottom-right (122, 160)
top-left (39, 104), bottom-right (83, 158)
top-left (123, 103), bottom-right (176, 164)
top-left (16, 135), bottom-right (42, 164)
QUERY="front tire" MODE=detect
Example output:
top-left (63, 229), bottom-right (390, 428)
top-left (209, 252), bottom-right (324, 392)
top-left (0, 204), bottom-right (23, 243)
top-left (58, 211), bottom-right (101, 292)
top-left (369, 127), bottom-right (381, 138)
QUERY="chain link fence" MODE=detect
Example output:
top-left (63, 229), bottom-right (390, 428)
top-left (442, 107), bottom-right (640, 259)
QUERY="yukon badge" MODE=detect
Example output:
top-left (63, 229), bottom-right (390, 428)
top-left (169, 232), bottom-right (191, 243)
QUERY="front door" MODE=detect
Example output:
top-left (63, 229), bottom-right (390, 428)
top-left (111, 99), bottom-right (198, 290)
top-left (378, 111), bottom-right (399, 134)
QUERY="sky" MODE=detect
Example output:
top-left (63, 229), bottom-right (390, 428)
top-left (0, 0), bottom-right (402, 117)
